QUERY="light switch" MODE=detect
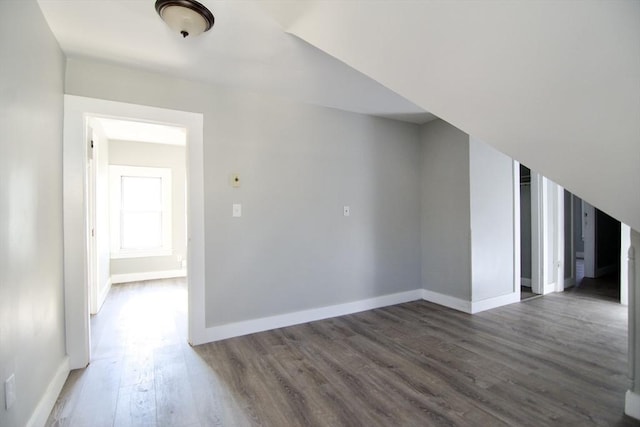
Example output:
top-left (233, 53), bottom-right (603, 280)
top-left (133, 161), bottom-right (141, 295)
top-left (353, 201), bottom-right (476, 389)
top-left (232, 203), bottom-right (242, 217)
top-left (343, 206), bottom-right (350, 217)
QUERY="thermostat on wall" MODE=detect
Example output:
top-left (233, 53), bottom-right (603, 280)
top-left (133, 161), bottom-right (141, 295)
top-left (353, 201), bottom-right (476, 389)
top-left (230, 173), bottom-right (241, 188)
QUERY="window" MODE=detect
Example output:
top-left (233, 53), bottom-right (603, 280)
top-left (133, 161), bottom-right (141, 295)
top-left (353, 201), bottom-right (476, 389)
top-left (110, 166), bottom-right (172, 258)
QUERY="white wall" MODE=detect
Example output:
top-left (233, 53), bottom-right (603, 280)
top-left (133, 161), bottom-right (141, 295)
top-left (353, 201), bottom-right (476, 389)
top-left (65, 58), bottom-right (422, 328)
top-left (545, 180), bottom-right (558, 287)
top-left (0, 1), bottom-right (67, 426)
top-left (108, 140), bottom-right (186, 277)
top-left (469, 138), bottom-right (515, 301)
top-left (621, 223), bottom-right (631, 306)
top-left (420, 119), bottom-right (471, 300)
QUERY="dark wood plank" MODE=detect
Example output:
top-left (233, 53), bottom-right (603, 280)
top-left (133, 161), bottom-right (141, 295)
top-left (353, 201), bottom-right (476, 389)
top-left (46, 279), bottom-right (638, 427)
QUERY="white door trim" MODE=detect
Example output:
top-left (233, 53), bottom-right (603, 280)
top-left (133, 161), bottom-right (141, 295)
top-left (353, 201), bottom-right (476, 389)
top-left (554, 183), bottom-right (565, 292)
top-left (565, 194), bottom-right (576, 289)
top-left (63, 95), bottom-right (205, 368)
top-left (531, 172), bottom-right (544, 294)
top-left (530, 172), bottom-right (564, 296)
top-left (622, 224), bottom-right (632, 306)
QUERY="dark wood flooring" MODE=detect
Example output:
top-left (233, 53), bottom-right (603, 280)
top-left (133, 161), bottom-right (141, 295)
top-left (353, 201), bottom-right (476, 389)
top-left (567, 270), bottom-right (622, 303)
top-left (47, 279), bottom-right (637, 426)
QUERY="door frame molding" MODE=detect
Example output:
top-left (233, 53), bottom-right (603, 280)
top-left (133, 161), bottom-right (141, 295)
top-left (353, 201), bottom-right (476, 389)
top-left (63, 95), bottom-right (205, 368)
top-left (531, 172), bottom-right (544, 294)
top-left (530, 172), bottom-right (564, 295)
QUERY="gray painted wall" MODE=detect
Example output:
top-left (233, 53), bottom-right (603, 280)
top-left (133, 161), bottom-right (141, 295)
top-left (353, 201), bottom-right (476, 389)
top-left (0, 2), bottom-right (66, 426)
top-left (65, 59), bottom-right (422, 326)
top-left (420, 119), bottom-right (471, 300)
top-left (109, 140), bottom-right (187, 276)
top-left (420, 124), bottom-right (515, 302)
top-left (469, 138), bottom-right (515, 301)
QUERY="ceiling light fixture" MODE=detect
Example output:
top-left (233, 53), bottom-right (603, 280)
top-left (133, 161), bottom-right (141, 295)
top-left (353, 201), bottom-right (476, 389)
top-left (155, 0), bottom-right (215, 38)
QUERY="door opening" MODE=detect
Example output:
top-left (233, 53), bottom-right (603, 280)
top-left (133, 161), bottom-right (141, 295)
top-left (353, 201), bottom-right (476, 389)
top-left (63, 96), bottom-right (205, 369)
top-left (86, 116), bottom-right (188, 361)
top-left (564, 193), bottom-right (623, 303)
top-left (519, 164), bottom-right (537, 300)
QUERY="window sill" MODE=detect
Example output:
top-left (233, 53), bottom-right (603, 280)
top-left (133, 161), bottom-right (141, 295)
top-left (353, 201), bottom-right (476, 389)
top-left (110, 249), bottom-right (172, 259)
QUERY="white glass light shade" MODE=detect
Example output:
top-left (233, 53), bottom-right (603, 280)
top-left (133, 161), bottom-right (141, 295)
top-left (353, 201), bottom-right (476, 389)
top-left (160, 5), bottom-right (207, 37)
top-left (155, 0), bottom-right (215, 38)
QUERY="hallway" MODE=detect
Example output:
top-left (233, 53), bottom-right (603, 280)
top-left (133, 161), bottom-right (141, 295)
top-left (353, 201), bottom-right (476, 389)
top-left (46, 279), bottom-right (248, 426)
top-left (567, 259), bottom-right (622, 303)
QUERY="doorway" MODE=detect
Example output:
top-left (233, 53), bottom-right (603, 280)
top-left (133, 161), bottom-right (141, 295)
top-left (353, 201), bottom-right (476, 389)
top-left (519, 164), bottom-right (537, 300)
top-left (564, 192), bottom-right (622, 303)
top-left (519, 165), bottom-right (566, 300)
top-left (63, 96), bottom-right (205, 369)
top-left (87, 116), bottom-right (188, 312)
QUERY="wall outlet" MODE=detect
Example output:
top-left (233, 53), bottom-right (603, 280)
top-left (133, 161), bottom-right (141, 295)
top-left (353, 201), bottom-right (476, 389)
top-left (5, 374), bottom-right (15, 410)
top-left (343, 206), bottom-right (350, 217)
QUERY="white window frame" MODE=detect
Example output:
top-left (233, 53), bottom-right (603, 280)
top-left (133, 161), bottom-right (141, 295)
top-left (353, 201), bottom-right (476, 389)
top-left (109, 165), bottom-right (172, 258)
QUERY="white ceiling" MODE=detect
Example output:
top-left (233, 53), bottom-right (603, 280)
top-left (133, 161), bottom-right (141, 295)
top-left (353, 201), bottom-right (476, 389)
top-left (37, 0), bottom-right (434, 124)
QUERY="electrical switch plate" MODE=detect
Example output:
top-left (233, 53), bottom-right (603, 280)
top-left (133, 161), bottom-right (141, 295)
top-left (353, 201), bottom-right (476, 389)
top-left (5, 374), bottom-right (15, 410)
top-left (230, 173), bottom-right (241, 188)
top-left (232, 204), bottom-right (242, 217)
top-left (343, 206), bottom-right (350, 217)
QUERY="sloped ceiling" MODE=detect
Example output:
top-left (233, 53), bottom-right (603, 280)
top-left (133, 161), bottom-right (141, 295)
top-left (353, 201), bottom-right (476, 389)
top-left (37, 1), bottom-right (639, 229)
top-left (261, 0), bottom-right (640, 231)
top-left (37, 0), bottom-right (433, 123)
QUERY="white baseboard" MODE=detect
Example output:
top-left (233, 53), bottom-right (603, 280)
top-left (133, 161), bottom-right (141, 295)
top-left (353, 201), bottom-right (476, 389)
top-left (470, 292), bottom-right (520, 314)
top-left (625, 390), bottom-right (640, 420)
top-left (27, 356), bottom-right (69, 427)
top-left (421, 289), bottom-right (471, 313)
top-left (421, 289), bottom-right (519, 314)
top-left (521, 278), bottom-right (532, 287)
top-left (192, 289), bottom-right (423, 344)
top-left (111, 269), bottom-right (186, 284)
top-left (190, 287), bottom-right (517, 346)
